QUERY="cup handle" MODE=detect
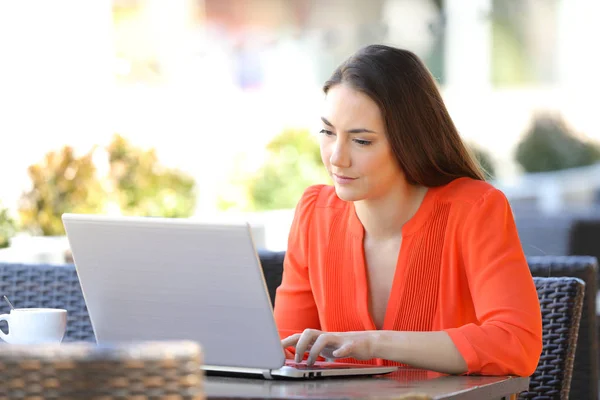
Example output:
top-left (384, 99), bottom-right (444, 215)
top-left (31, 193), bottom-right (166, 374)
top-left (0, 314), bottom-right (11, 343)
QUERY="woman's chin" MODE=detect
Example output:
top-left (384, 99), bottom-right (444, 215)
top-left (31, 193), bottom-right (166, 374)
top-left (333, 185), bottom-right (364, 202)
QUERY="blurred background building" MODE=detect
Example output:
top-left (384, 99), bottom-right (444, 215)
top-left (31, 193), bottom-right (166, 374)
top-left (0, 0), bottom-right (599, 260)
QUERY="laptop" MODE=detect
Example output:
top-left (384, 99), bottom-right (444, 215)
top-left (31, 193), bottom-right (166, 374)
top-left (62, 213), bottom-right (397, 379)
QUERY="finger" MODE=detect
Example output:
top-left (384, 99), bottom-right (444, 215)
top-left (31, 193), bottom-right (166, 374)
top-left (281, 333), bottom-right (302, 349)
top-left (295, 329), bottom-right (321, 363)
top-left (307, 334), bottom-right (339, 366)
top-left (332, 342), bottom-right (353, 358)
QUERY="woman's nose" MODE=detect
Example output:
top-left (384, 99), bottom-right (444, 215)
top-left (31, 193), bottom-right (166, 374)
top-left (330, 141), bottom-right (351, 168)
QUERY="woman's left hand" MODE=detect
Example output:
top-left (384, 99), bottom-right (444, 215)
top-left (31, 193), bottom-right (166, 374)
top-left (281, 329), bottom-right (377, 365)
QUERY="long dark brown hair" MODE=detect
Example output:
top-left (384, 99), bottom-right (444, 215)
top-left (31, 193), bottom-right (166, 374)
top-left (323, 45), bottom-right (485, 186)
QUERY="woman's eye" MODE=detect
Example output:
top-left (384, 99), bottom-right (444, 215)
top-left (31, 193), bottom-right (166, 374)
top-left (354, 139), bottom-right (372, 146)
top-left (319, 129), bottom-right (334, 136)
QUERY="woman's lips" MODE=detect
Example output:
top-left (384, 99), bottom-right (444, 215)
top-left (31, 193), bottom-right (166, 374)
top-left (333, 174), bottom-right (357, 184)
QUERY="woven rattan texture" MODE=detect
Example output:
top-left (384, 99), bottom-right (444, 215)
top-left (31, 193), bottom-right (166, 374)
top-left (519, 277), bottom-right (585, 400)
top-left (527, 256), bottom-right (598, 400)
top-left (0, 263), bottom-right (94, 342)
top-left (0, 341), bottom-right (204, 399)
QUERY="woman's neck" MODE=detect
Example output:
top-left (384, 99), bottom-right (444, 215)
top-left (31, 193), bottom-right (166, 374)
top-left (353, 183), bottom-right (428, 241)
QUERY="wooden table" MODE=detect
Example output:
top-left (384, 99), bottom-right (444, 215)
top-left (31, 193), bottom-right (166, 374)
top-left (205, 368), bottom-right (529, 400)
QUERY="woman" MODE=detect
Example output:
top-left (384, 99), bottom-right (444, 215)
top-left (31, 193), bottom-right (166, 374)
top-left (273, 45), bottom-right (542, 376)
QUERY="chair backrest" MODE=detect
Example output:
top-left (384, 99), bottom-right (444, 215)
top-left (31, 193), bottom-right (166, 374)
top-left (569, 219), bottom-right (600, 284)
top-left (0, 263), bottom-right (94, 342)
top-left (257, 249), bottom-right (285, 307)
top-left (527, 256), bottom-right (598, 400)
top-left (519, 277), bottom-right (585, 400)
top-left (0, 340), bottom-right (203, 398)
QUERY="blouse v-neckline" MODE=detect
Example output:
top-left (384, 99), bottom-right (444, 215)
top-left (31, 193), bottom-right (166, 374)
top-left (347, 187), bottom-right (439, 331)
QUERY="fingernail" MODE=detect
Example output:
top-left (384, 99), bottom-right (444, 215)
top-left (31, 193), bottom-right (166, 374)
top-left (295, 355), bottom-right (300, 363)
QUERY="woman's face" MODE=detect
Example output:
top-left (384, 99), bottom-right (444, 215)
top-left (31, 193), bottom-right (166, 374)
top-left (319, 83), bottom-right (405, 202)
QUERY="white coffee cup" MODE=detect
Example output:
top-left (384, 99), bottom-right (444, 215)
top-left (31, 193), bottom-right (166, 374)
top-left (0, 308), bottom-right (67, 344)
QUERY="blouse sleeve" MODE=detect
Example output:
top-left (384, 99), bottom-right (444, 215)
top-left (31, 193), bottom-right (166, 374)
top-left (273, 185), bottom-right (323, 339)
top-left (444, 188), bottom-right (543, 376)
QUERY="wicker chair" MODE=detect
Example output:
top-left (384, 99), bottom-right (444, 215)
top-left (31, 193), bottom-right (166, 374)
top-left (519, 277), bottom-right (585, 400)
top-left (568, 219), bottom-right (600, 285)
top-left (257, 249), bottom-right (285, 308)
top-left (527, 256), bottom-right (599, 400)
top-left (0, 263), bottom-right (94, 342)
top-left (0, 340), bottom-right (204, 399)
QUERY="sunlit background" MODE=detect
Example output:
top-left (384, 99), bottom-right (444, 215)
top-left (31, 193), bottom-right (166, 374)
top-left (0, 0), bottom-right (599, 262)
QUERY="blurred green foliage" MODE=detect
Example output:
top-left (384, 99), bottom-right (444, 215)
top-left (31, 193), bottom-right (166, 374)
top-left (491, 13), bottom-right (529, 85)
top-left (0, 203), bottom-right (17, 248)
top-left (248, 128), bottom-right (330, 211)
top-left (516, 114), bottom-right (600, 173)
top-left (18, 135), bottom-right (197, 236)
top-left (18, 146), bottom-right (106, 236)
top-left (107, 135), bottom-right (196, 218)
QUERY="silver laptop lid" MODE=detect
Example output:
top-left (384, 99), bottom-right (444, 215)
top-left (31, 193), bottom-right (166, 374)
top-left (62, 213), bottom-right (286, 370)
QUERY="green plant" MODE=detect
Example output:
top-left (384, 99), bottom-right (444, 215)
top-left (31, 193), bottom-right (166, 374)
top-left (18, 146), bottom-right (107, 236)
top-left (18, 135), bottom-right (198, 236)
top-left (248, 128), bottom-right (330, 211)
top-left (0, 203), bottom-right (17, 248)
top-left (516, 113), bottom-right (600, 173)
top-left (107, 134), bottom-right (196, 217)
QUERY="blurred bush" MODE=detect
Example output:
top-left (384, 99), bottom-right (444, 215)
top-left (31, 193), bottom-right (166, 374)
top-left (248, 128), bottom-right (330, 210)
top-left (516, 113), bottom-right (600, 173)
top-left (107, 134), bottom-right (196, 218)
top-left (0, 203), bottom-right (17, 248)
top-left (18, 135), bottom-right (197, 236)
top-left (18, 146), bottom-right (106, 236)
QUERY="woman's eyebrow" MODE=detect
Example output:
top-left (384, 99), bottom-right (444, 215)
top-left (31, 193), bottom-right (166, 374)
top-left (320, 117), bottom-right (376, 134)
top-left (321, 117), bottom-right (334, 127)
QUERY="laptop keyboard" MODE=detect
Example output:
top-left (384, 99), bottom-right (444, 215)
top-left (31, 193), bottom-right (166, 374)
top-left (285, 360), bottom-right (365, 370)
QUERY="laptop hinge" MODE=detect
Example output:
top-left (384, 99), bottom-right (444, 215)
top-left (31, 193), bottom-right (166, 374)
top-left (262, 369), bottom-right (273, 379)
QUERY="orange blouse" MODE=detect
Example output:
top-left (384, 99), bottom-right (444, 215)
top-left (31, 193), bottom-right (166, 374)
top-left (273, 178), bottom-right (543, 376)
